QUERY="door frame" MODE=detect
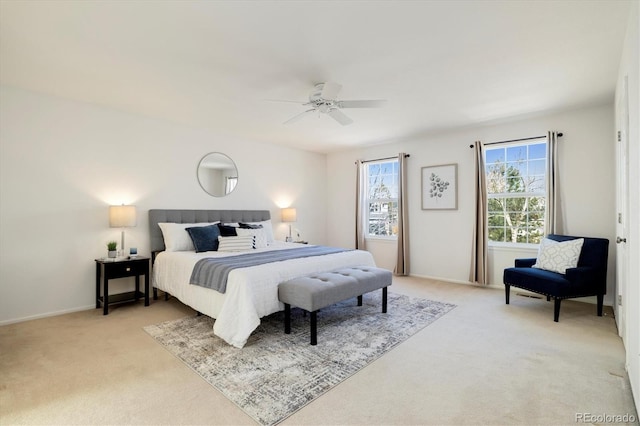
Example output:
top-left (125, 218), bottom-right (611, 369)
top-left (615, 75), bottom-right (630, 341)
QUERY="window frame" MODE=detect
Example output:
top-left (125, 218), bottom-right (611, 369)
top-left (364, 159), bottom-right (399, 241)
top-left (485, 138), bottom-right (547, 247)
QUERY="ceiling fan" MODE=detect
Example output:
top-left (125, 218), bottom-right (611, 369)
top-left (276, 82), bottom-right (386, 126)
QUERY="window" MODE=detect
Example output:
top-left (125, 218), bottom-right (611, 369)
top-left (365, 160), bottom-right (398, 238)
top-left (225, 177), bottom-right (238, 195)
top-left (485, 139), bottom-right (546, 244)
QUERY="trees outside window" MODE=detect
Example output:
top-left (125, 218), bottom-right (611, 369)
top-left (366, 160), bottom-right (398, 237)
top-left (485, 140), bottom-right (546, 244)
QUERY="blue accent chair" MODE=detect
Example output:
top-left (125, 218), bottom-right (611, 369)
top-left (503, 234), bottom-right (609, 322)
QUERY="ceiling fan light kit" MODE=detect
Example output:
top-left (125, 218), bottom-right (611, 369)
top-left (281, 82), bottom-right (386, 126)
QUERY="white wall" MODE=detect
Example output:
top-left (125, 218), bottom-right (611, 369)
top-left (0, 86), bottom-right (327, 324)
top-left (615, 0), bottom-right (639, 412)
top-left (327, 104), bottom-right (617, 303)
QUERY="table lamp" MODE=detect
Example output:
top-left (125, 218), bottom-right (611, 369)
top-left (109, 205), bottom-right (137, 256)
top-left (281, 207), bottom-right (297, 242)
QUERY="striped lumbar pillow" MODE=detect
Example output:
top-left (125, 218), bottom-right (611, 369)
top-left (217, 235), bottom-right (255, 252)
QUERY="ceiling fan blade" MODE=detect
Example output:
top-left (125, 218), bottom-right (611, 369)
top-left (327, 108), bottom-right (353, 126)
top-left (338, 99), bottom-right (387, 108)
top-left (320, 82), bottom-right (342, 100)
top-left (264, 99), bottom-right (305, 104)
top-left (283, 109), bottom-right (315, 124)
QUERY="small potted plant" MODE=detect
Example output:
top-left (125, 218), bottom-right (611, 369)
top-left (107, 241), bottom-right (118, 258)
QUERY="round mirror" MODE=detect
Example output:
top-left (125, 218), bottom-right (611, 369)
top-left (197, 152), bottom-right (238, 197)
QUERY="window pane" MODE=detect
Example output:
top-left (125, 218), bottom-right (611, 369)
top-left (529, 159), bottom-right (545, 175)
top-left (486, 149), bottom-right (505, 164)
top-left (487, 178), bottom-right (504, 194)
top-left (529, 229), bottom-right (544, 244)
top-left (516, 231), bottom-right (527, 243)
top-left (529, 197), bottom-right (545, 212)
top-left (488, 213), bottom-right (505, 226)
top-left (505, 197), bottom-right (525, 211)
top-left (507, 146), bottom-right (527, 161)
top-left (505, 228), bottom-right (514, 243)
top-left (488, 198), bottom-right (504, 212)
top-left (528, 211), bottom-right (544, 222)
top-left (506, 176), bottom-right (524, 192)
top-left (529, 143), bottom-right (546, 159)
top-left (489, 227), bottom-right (505, 242)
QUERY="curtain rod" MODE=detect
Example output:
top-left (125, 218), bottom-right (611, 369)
top-left (469, 133), bottom-right (563, 148)
top-left (356, 154), bottom-right (410, 164)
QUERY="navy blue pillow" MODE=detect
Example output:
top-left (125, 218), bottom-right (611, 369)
top-left (239, 222), bottom-right (263, 229)
top-left (186, 225), bottom-right (221, 252)
top-left (217, 224), bottom-right (238, 237)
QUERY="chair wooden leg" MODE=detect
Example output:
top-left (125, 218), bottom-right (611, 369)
top-left (505, 284), bottom-right (510, 304)
top-left (554, 298), bottom-right (561, 322)
top-left (597, 294), bottom-right (604, 316)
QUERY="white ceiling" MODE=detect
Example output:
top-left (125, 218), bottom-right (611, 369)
top-left (0, 1), bottom-right (631, 153)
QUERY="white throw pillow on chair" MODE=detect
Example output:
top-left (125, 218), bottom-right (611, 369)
top-left (532, 237), bottom-right (584, 274)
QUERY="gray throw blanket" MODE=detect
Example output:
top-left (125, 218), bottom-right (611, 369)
top-left (190, 246), bottom-right (351, 293)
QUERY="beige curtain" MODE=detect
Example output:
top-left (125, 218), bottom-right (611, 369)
top-left (545, 131), bottom-right (561, 235)
top-left (394, 153), bottom-right (409, 275)
top-left (355, 160), bottom-right (366, 250)
top-left (470, 141), bottom-right (489, 285)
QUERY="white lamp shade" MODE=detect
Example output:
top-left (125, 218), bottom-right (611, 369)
top-left (281, 207), bottom-right (297, 223)
top-left (109, 205), bottom-right (137, 227)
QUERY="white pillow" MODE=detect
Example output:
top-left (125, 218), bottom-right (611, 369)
top-left (158, 222), bottom-right (219, 252)
top-left (532, 237), bottom-right (584, 274)
top-left (236, 227), bottom-right (268, 249)
top-left (217, 235), bottom-right (255, 252)
top-left (242, 220), bottom-right (274, 244)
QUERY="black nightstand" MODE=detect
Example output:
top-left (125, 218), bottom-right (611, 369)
top-left (95, 257), bottom-right (150, 315)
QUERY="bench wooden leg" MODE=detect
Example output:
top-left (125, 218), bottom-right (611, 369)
top-left (357, 295), bottom-right (363, 306)
top-left (382, 287), bottom-right (388, 313)
top-left (310, 311), bottom-right (317, 345)
top-left (505, 284), bottom-right (510, 304)
top-left (284, 303), bottom-right (291, 334)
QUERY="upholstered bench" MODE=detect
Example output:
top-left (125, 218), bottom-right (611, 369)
top-left (278, 266), bottom-right (392, 345)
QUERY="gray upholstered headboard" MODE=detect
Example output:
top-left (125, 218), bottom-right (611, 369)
top-left (149, 209), bottom-right (271, 254)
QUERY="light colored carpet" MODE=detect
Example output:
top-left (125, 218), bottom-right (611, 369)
top-left (0, 276), bottom-right (637, 425)
top-left (143, 292), bottom-right (455, 426)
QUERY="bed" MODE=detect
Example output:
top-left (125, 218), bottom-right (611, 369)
top-left (149, 209), bottom-right (377, 348)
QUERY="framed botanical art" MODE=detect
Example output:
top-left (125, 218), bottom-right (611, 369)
top-left (421, 163), bottom-right (458, 210)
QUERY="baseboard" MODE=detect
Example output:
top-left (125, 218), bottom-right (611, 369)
top-left (0, 304), bottom-right (95, 326)
top-left (407, 273), bottom-right (482, 287)
top-left (405, 273), bottom-right (613, 307)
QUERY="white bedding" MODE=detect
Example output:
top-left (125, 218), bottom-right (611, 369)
top-left (152, 241), bottom-right (376, 348)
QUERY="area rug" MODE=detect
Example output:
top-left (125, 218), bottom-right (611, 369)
top-left (143, 292), bottom-right (455, 426)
